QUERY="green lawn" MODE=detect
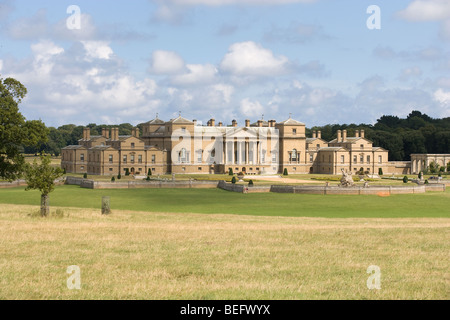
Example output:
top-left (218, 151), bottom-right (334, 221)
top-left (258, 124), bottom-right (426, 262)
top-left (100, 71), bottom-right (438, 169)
top-left (0, 185), bottom-right (448, 218)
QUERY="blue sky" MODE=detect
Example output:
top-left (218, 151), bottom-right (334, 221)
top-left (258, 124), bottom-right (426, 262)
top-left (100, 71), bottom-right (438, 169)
top-left (0, 0), bottom-right (449, 127)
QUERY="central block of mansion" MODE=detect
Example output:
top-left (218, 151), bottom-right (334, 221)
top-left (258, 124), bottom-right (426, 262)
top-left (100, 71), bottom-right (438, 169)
top-left (61, 116), bottom-right (411, 176)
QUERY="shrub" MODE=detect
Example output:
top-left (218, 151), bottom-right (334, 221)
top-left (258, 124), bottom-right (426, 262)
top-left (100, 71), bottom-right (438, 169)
top-left (231, 176), bottom-right (237, 184)
top-left (148, 169), bottom-right (152, 176)
top-left (283, 168), bottom-right (288, 176)
top-left (117, 174), bottom-right (121, 180)
top-left (228, 168), bottom-right (233, 176)
top-left (146, 175), bottom-right (151, 181)
top-left (248, 180), bottom-right (254, 187)
top-left (418, 172), bottom-right (423, 180)
top-left (424, 179), bottom-right (429, 184)
top-left (83, 173), bottom-right (87, 179)
top-left (403, 176), bottom-right (408, 183)
top-left (63, 168), bottom-right (66, 174)
top-left (111, 176), bottom-right (115, 182)
top-left (125, 168), bottom-right (130, 176)
top-left (438, 172), bottom-right (442, 177)
top-left (378, 168), bottom-right (383, 176)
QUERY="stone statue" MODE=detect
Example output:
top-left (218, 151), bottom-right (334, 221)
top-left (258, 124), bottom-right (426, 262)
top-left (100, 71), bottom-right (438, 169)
top-left (339, 169), bottom-right (354, 187)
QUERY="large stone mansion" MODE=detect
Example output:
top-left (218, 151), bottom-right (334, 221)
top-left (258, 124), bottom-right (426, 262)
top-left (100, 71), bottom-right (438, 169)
top-left (61, 116), bottom-right (412, 176)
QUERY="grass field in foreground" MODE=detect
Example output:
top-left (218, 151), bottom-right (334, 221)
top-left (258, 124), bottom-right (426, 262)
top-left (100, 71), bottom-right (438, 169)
top-left (0, 185), bottom-right (449, 218)
top-left (0, 204), bottom-right (448, 300)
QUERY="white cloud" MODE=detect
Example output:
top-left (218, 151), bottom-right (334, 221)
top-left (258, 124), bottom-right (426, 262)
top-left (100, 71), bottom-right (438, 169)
top-left (398, 0), bottom-right (450, 22)
top-left (171, 64), bottom-right (218, 86)
top-left (0, 60), bottom-right (3, 72)
top-left (148, 50), bottom-right (186, 74)
top-left (240, 98), bottom-right (264, 118)
top-left (220, 41), bottom-right (290, 76)
top-left (433, 88), bottom-right (450, 105)
top-left (81, 41), bottom-right (113, 60)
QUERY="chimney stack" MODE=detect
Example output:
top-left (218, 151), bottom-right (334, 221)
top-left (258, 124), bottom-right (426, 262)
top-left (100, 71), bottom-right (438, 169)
top-left (219, 122), bottom-right (223, 127)
top-left (355, 130), bottom-right (360, 138)
top-left (360, 129), bottom-right (365, 138)
top-left (102, 128), bottom-right (107, 138)
top-left (343, 130), bottom-right (347, 142)
top-left (312, 130), bottom-right (317, 138)
top-left (317, 130), bottom-right (322, 139)
top-left (133, 127), bottom-right (140, 138)
top-left (105, 129), bottom-right (110, 139)
top-left (112, 128), bottom-right (119, 141)
top-left (193, 120), bottom-right (197, 126)
top-left (269, 120), bottom-right (276, 127)
top-left (210, 119), bottom-right (215, 127)
top-left (257, 120), bottom-right (263, 127)
top-left (245, 119), bottom-right (250, 127)
top-left (337, 130), bottom-right (341, 142)
top-left (232, 120), bottom-right (237, 127)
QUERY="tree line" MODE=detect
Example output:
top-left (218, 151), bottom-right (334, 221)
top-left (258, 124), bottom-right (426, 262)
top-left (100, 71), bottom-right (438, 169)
top-left (309, 110), bottom-right (450, 161)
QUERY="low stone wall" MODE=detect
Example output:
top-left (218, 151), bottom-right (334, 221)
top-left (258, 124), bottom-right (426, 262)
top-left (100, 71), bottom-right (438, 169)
top-left (65, 177), bottom-right (220, 189)
top-left (0, 180), bottom-right (28, 188)
top-left (270, 184), bottom-right (445, 195)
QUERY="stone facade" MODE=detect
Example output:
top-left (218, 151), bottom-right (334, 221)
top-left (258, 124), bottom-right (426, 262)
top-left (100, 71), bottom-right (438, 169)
top-left (410, 154), bottom-right (450, 174)
top-left (61, 116), bottom-right (410, 176)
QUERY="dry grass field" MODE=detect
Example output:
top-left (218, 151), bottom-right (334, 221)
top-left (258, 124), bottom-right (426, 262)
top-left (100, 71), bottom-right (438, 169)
top-left (0, 204), bottom-right (448, 300)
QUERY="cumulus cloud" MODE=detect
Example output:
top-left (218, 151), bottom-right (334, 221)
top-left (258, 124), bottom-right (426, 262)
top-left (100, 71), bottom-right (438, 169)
top-left (81, 41), bottom-right (114, 60)
top-left (433, 88), bottom-right (450, 105)
top-left (397, 0), bottom-right (450, 41)
top-left (240, 98), bottom-right (264, 118)
top-left (397, 0), bottom-right (450, 21)
top-left (171, 64), bottom-right (218, 86)
top-left (220, 41), bottom-right (291, 77)
top-left (148, 50), bottom-right (186, 74)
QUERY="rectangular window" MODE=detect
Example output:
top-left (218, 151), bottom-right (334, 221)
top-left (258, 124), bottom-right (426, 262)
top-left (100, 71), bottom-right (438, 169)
top-left (378, 155), bottom-right (382, 164)
top-left (109, 155), bottom-right (113, 163)
top-left (316, 144), bottom-right (320, 149)
top-left (123, 155), bottom-right (127, 164)
top-left (131, 155), bottom-right (135, 163)
top-left (138, 155), bottom-right (142, 163)
top-left (152, 155), bottom-right (156, 164)
top-left (310, 154), bottom-right (313, 162)
top-left (353, 155), bottom-right (357, 164)
top-left (341, 155), bottom-right (345, 164)
top-left (367, 155), bottom-right (371, 164)
top-left (292, 129), bottom-right (297, 135)
top-left (360, 155), bottom-right (364, 163)
top-left (360, 144), bottom-right (364, 150)
top-left (272, 153), bottom-right (277, 163)
top-left (197, 150), bottom-right (202, 163)
top-left (131, 143), bottom-right (135, 148)
top-left (80, 154), bottom-right (85, 162)
top-left (152, 168), bottom-right (155, 172)
top-left (182, 127), bottom-right (186, 133)
top-left (109, 168), bottom-right (113, 172)
top-left (198, 167), bottom-right (202, 171)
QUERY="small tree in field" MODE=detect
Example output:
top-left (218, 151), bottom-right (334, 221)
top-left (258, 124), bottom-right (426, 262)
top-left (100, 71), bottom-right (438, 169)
top-left (231, 176), bottom-right (237, 184)
top-left (283, 168), bottom-right (288, 176)
top-left (403, 176), bottom-right (408, 183)
top-left (378, 168), bottom-right (383, 176)
top-left (24, 154), bottom-right (63, 217)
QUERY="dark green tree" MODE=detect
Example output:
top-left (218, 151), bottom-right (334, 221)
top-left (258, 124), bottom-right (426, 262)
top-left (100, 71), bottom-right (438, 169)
top-left (0, 76), bottom-right (48, 180)
top-left (148, 168), bottom-right (152, 176)
top-left (283, 168), bottom-right (288, 176)
top-left (403, 176), bottom-right (408, 183)
top-left (228, 168), bottom-right (233, 175)
top-left (378, 168), bottom-right (383, 176)
top-left (231, 176), bottom-right (236, 184)
top-left (24, 154), bottom-right (63, 216)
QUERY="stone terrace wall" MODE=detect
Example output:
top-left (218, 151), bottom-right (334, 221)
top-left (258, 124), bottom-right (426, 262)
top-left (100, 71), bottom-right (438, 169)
top-left (65, 177), bottom-right (220, 189)
top-left (270, 185), bottom-right (444, 195)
